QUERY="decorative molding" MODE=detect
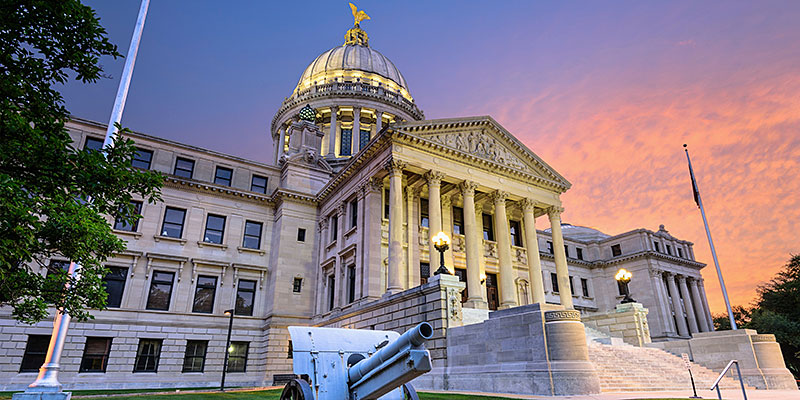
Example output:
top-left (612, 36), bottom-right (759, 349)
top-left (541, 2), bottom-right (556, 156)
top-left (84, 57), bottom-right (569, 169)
top-left (490, 190), bottom-right (509, 204)
top-left (544, 310), bottom-right (581, 322)
top-left (424, 170), bottom-right (446, 186)
top-left (383, 157), bottom-right (407, 175)
top-left (519, 198), bottom-right (537, 212)
top-left (424, 130), bottom-right (529, 172)
top-left (458, 180), bottom-right (478, 196)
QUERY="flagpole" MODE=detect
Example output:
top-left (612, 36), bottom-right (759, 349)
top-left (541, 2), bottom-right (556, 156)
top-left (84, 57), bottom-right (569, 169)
top-left (19, 1), bottom-right (151, 396)
top-left (684, 144), bottom-right (737, 330)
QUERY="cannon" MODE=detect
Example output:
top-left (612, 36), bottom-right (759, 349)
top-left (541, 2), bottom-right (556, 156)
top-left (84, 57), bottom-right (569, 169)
top-left (281, 322), bottom-right (434, 400)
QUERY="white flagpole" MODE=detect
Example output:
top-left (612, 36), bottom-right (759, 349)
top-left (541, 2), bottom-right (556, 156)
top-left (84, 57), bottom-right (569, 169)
top-left (684, 144), bottom-right (737, 330)
top-left (22, 1), bottom-right (151, 395)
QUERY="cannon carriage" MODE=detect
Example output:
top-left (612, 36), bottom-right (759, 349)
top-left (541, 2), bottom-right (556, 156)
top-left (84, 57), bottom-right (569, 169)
top-left (280, 322), bottom-right (434, 400)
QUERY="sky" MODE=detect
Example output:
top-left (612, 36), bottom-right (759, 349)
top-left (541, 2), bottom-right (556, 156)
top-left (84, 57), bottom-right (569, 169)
top-left (61, 1), bottom-right (800, 314)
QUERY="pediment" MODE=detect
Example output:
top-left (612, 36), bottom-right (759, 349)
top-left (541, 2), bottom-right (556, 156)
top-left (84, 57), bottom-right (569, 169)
top-left (394, 116), bottom-right (570, 190)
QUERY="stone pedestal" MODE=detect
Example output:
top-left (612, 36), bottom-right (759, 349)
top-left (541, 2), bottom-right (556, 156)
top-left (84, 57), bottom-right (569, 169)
top-left (13, 389), bottom-right (71, 400)
top-left (583, 302), bottom-right (652, 347)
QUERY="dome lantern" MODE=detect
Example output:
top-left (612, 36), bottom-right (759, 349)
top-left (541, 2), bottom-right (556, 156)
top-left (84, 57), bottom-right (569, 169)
top-left (298, 104), bottom-right (316, 122)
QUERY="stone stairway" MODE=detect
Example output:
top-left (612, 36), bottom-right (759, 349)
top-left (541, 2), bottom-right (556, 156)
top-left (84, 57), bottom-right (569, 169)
top-left (585, 328), bottom-right (750, 392)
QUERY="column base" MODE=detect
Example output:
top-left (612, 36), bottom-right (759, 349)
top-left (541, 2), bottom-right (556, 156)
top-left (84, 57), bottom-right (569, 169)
top-left (13, 390), bottom-right (71, 400)
top-left (499, 301), bottom-right (517, 310)
top-left (464, 298), bottom-right (488, 309)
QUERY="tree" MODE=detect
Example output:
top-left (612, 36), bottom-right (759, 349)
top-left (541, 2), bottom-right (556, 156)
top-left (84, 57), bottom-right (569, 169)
top-left (0, 0), bottom-right (162, 323)
top-left (712, 305), bottom-right (751, 331)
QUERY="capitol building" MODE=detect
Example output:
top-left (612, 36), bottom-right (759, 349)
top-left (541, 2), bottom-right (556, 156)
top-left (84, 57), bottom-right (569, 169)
top-left (1, 10), bottom-right (794, 396)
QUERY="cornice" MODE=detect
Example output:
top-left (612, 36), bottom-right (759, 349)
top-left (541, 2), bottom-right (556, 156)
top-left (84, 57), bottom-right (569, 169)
top-left (538, 249), bottom-right (705, 269)
top-left (271, 188), bottom-right (318, 207)
top-left (163, 176), bottom-right (273, 205)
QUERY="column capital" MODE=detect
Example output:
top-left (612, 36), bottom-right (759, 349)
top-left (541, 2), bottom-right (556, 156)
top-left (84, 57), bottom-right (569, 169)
top-left (676, 274), bottom-right (687, 283)
top-left (383, 157), bottom-right (407, 175)
top-left (362, 177), bottom-right (384, 194)
top-left (336, 203), bottom-right (346, 216)
top-left (490, 190), bottom-right (510, 204)
top-left (664, 270), bottom-right (676, 277)
top-left (519, 198), bottom-right (538, 212)
top-left (405, 185), bottom-right (420, 198)
top-left (459, 180), bottom-right (479, 196)
top-left (329, 105), bottom-right (339, 113)
top-left (424, 170), bottom-right (446, 186)
top-left (441, 195), bottom-right (452, 207)
top-left (649, 268), bottom-right (664, 278)
top-left (547, 206), bottom-right (565, 218)
top-left (318, 219), bottom-right (328, 232)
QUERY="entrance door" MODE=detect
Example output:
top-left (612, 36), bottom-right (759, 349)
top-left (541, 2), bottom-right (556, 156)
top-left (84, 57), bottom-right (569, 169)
top-left (454, 268), bottom-right (468, 303)
top-left (485, 273), bottom-right (499, 310)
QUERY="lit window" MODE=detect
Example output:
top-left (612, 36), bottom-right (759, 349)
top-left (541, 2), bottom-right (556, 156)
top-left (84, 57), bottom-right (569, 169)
top-left (420, 198), bottom-right (429, 227)
top-left (226, 342), bottom-right (249, 372)
top-left (340, 129), bottom-right (352, 156)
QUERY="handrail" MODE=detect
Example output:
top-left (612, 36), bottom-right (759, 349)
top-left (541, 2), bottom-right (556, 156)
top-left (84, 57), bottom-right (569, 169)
top-left (710, 359), bottom-right (747, 400)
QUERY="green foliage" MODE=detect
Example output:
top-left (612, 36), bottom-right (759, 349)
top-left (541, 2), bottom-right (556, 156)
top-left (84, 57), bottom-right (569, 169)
top-left (0, 0), bottom-right (162, 323)
top-left (712, 305), bottom-right (751, 331)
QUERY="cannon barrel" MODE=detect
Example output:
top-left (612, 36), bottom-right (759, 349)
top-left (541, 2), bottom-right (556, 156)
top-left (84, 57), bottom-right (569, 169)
top-left (347, 322), bottom-right (433, 386)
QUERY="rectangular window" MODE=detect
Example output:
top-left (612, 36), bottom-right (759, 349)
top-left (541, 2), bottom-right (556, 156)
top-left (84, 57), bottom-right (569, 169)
top-left (227, 342), bottom-right (249, 372)
top-left (340, 128), bottom-right (352, 156)
top-left (132, 148), bottom-right (153, 170)
top-left (293, 277), bottom-right (302, 293)
top-left (84, 137), bottom-right (104, 152)
top-left (80, 337), bottom-right (112, 373)
top-left (242, 220), bottom-right (262, 249)
top-left (114, 200), bottom-right (142, 232)
top-left (235, 279), bottom-right (256, 316)
top-left (160, 207), bottom-right (186, 238)
top-left (330, 215), bottom-right (338, 242)
top-left (551, 273), bottom-right (559, 293)
top-left (103, 266), bottom-right (128, 308)
top-left (174, 157), bottom-right (195, 179)
top-left (182, 340), bottom-right (208, 373)
top-left (420, 198), bottom-right (429, 228)
top-left (611, 244), bottom-right (622, 257)
top-left (547, 241), bottom-right (554, 254)
top-left (327, 275), bottom-right (335, 311)
top-left (581, 278), bottom-right (589, 297)
top-left (452, 207), bottom-right (464, 235)
top-left (134, 339), bottom-right (162, 372)
top-left (509, 220), bottom-right (522, 247)
top-left (653, 241), bottom-right (661, 252)
top-left (297, 228), bottom-right (306, 242)
top-left (564, 245), bottom-right (570, 258)
top-left (482, 213), bottom-right (494, 241)
top-left (678, 247), bottom-right (684, 258)
top-left (384, 188), bottom-right (390, 219)
top-left (192, 275), bottom-right (217, 314)
top-left (350, 199), bottom-right (358, 228)
top-left (420, 262), bottom-right (430, 285)
top-left (203, 214), bottom-right (226, 244)
top-left (214, 166), bottom-right (233, 186)
top-left (347, 265), bottom-right (356, 304)
top-left (146, 271), bottom-right (175, 311)
top-left (20, 335), bottom-right (50, 372)
top-left (666, 244), bottom-right (672, 255)
top-left (359, 128), bottom-right (370, 150)
top-left (576, 248), bottom-right (584, 260)
top-left (250, 174), bottom-right (268, 194)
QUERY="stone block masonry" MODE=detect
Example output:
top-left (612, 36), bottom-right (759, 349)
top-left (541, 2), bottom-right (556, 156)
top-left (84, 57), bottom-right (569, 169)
top-left (582, 302), bottom-right (652, 347)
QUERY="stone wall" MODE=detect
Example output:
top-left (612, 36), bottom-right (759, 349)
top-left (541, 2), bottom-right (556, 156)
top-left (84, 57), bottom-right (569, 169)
top-left (582, 302), bottom-right (652, 346)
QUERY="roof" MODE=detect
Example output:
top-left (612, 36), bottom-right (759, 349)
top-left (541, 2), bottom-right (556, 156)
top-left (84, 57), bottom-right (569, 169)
top-left (545, 223), bottom-right (611, 242)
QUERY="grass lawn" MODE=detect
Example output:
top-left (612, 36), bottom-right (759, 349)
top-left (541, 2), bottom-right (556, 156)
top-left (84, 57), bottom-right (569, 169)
top-left (0, 389), bottom-right (707, 400)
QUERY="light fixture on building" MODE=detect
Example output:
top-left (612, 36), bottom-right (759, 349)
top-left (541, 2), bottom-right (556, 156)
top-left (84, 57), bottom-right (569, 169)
top-left (220, 309), bottom-right (235, 391)
top-left (432, 232), bottom-right (451, 275)
top-left (615, 268), bottom-right (636, 304)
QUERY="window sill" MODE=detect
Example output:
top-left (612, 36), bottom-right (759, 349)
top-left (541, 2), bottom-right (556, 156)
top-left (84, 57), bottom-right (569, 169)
top-left (113, 229), bottom-right (142, 239)
top-left (326, 240), bottom-right (337, 251)
top-left (153, 235), bottom-right (187, 245)
top-left (237, 246), bottom-right (265, 256)
top-left (197, 241), bottom-right (227, 250)
top-left (344, 226), bottom-right (357, 239)
top-left (582, 296), bottom-right (595, 301)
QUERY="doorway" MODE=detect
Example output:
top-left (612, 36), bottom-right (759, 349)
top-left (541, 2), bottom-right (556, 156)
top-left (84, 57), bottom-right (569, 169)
top-left (486, 273), bottom-right (499, 310)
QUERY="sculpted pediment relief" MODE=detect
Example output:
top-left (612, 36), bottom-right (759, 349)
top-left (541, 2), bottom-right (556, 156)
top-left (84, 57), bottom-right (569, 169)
top-left (425, 130), bottom-right (530, 172)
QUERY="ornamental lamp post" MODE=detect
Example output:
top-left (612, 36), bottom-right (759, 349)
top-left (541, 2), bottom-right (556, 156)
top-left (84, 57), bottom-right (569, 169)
top-left (432, 232), bottom-right (451, 275)
top-left (220, 309), bottom-right (235, 391)
top-left (615, 268), bottom-right (636, 304)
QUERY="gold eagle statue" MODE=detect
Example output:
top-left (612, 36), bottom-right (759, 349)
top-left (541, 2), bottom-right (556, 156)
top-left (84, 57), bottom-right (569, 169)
top-left (349, 3), bottom-right (370, 26)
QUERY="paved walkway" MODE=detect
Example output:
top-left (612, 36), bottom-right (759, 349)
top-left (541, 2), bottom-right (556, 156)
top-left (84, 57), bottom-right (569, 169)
top-left (421, 389), bottom-right (800, 399)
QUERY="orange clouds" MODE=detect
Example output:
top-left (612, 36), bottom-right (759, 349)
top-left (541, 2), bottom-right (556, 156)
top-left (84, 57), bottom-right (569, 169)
top-left (484, 60), bottom-right (800, 314)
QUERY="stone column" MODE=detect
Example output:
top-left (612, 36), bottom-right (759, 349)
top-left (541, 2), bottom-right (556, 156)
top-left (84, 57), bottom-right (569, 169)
top-left (548, 207), bottom-right (573, 309)
top-left (361, 177), bottom-right (384, 300)
top-left (315, 219), bottom-right (328, 313)
top-left (521, 199), bottom-right (546, 304)
top-left (441, 196), bottom-right (456, 270)
top-left (492, 191), bottom-right (516, 309)
top-left (651, 269), bottom-right (676, 336)
top-left (698, 279), bottom-right (714, 331)
top-left (385, 158), bottom-right (406, 294)
top-left (689, 278), bottom-right (710, 332)
top-left (460, 180), bottom-right (487, 309)
top-left (678, 275), bottom-right (699, 334)
top-left (425, 171), bottom-right (445, 272)
top-left (327, 106), bottom-right (338, 157)
top-left (405, 186), bottom-right (419, 288)
top-left (376, 111), bottom-right (383, 134)
top-left (666, 273), bottom-right (690, 336)
top-left (334, 203), bottom-right (346, 307)
top-left (355, 186), bottom-right (367, 300)
top-left (276, 126), bottom-right (286, 164)
top-left (352, 107), bottom-right (362, 154)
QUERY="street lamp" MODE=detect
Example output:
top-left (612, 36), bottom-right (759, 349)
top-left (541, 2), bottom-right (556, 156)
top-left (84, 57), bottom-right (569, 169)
top-left (220, 309), bottom-right (234, 391)
top-left (615, 268), bottom-right (636, 304)
top-left (432, 232), bottom-right (451, 275)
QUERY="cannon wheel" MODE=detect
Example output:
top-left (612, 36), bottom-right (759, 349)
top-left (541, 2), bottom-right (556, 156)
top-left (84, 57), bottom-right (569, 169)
top-left (402, 383), bottom-right (420, 400)
top-left (279, 379), bottom-right (314, 400)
